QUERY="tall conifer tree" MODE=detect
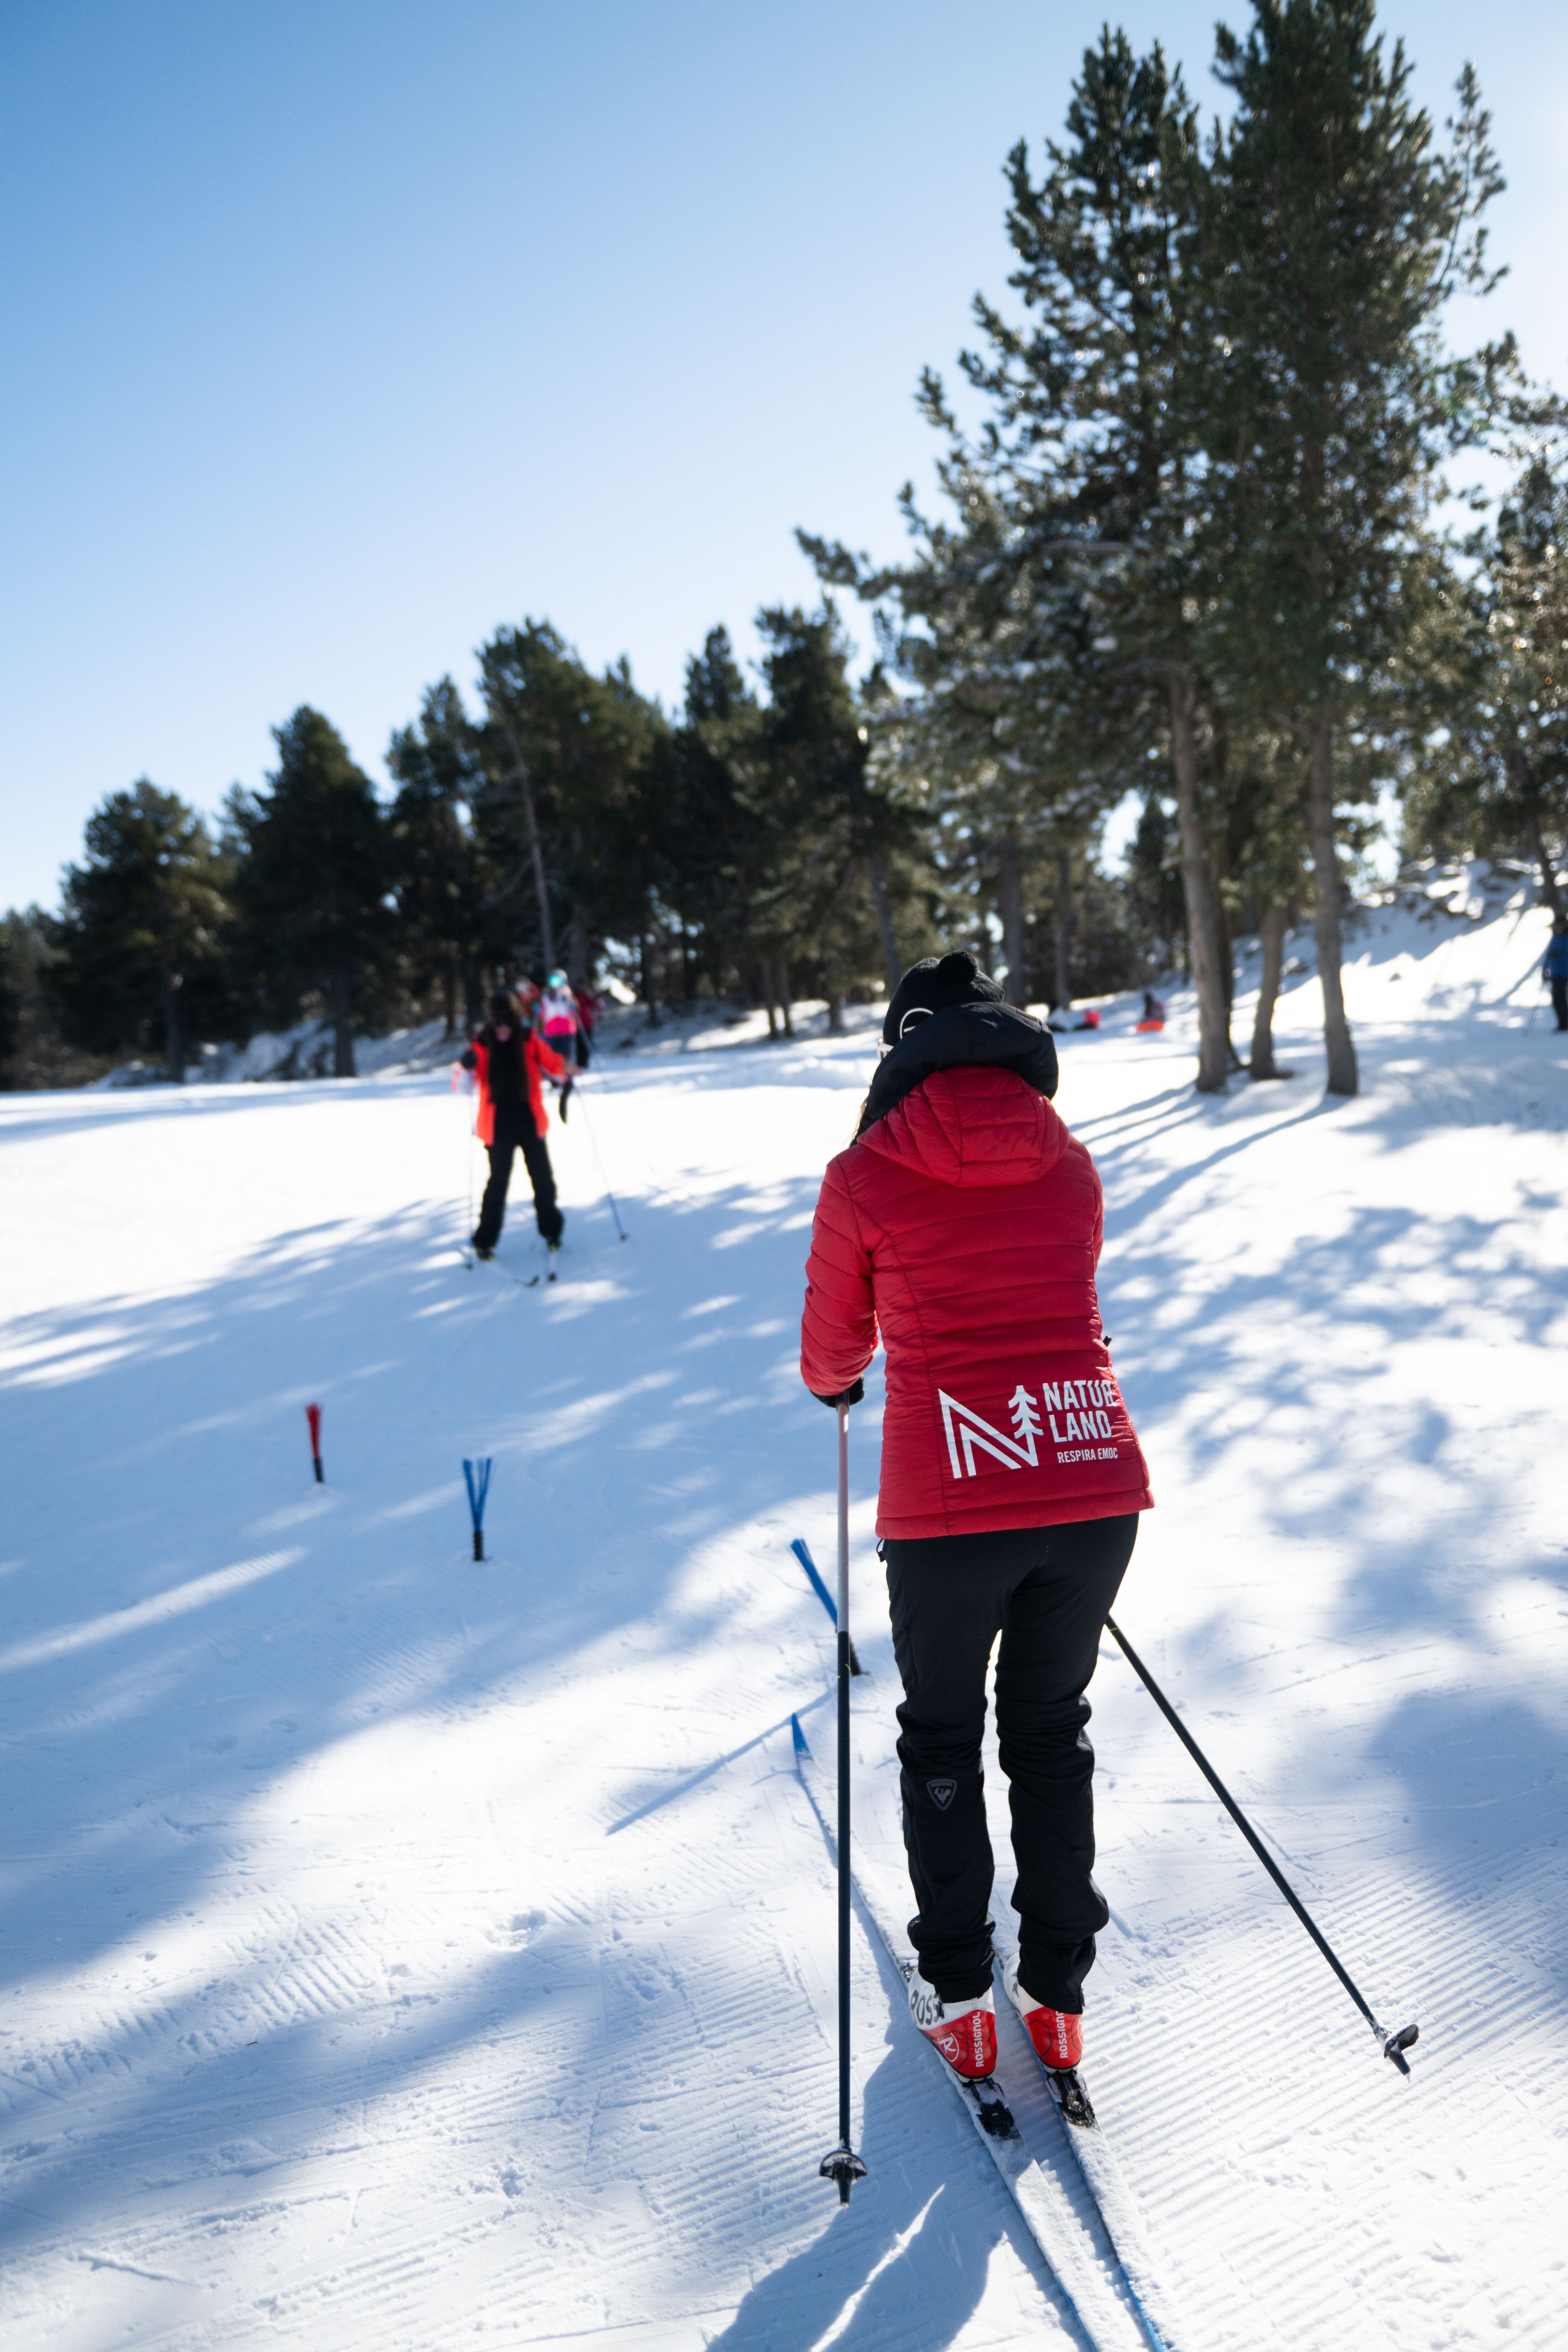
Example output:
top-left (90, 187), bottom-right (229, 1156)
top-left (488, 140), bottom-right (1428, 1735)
top-left (51, 782), bottom-right (229, 1080)
top-left (1209, 3), bottom-right (1507, 1091)
top-left (229, 708), bottom-right (388, 1077)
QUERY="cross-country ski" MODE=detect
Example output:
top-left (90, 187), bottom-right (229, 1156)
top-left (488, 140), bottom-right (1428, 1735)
top-left (794, 1711), bottom-right (1165, 2352)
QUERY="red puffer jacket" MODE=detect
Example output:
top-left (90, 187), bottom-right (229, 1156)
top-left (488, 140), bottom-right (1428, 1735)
top-left (800, 1065), bottom-right (1153, 1539)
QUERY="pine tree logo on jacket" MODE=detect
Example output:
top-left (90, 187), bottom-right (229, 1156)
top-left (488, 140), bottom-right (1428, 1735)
top-left (940, 1379), bottom-right (1124, 1479)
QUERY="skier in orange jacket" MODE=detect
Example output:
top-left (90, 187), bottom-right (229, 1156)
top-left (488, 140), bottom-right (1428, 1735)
top-left (459, 989), bottom-right (570, 1259)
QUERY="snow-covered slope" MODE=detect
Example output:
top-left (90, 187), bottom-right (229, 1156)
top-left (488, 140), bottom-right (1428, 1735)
top-left (1, 874), bottom-right (1564, 2350)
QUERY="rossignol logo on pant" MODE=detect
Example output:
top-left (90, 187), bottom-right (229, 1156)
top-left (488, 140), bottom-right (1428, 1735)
top-left (926, 1778), bottom-right (957, 1811)
top-left (939, 1382), bottom-right (1121, 1478)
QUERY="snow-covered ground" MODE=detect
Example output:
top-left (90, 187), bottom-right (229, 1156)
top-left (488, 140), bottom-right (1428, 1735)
top-left (2, 868), bottom-right (1565, 2350)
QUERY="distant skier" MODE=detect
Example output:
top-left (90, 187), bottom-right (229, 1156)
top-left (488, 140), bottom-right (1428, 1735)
top-left (575, 985), bottom-right (603, 1061)
top-left (459, 989), bottom-right (569, 1260)
top-left (539, 967), bottom-right (588, 1118)
top-left (541, 970), bottom-right (587, 1065)
top-left (799, 951), bottom-right (1153, 2085)
top-left (1544, 916), bottom-right (1568, 1031)
top-left (1136, 990), bottom-right (1165, 1032)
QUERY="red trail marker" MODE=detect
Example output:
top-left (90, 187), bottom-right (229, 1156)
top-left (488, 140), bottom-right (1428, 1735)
top-left (306, 1402), bottom-right (323, 1483)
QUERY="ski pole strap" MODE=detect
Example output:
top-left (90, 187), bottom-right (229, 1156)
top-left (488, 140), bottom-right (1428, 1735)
top-left (1105, 1613), bottom-right (1389, 2045)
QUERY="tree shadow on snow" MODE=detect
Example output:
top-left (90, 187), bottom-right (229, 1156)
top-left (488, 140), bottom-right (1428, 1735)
top-left (0, 1164), bottom-right (889, 2314)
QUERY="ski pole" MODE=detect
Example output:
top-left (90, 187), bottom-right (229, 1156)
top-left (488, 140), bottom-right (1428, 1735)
top-left (305, 1402), bottom-right (323, 1483)
top-left (573, 1088), bottom-right (628, 1242)
top-left (1105, 1614), bottom-right (1419, 2075)
top-left (453, 1062), bottom-right (475, 1258)
top-left (819, 1399), bottom-right (868, 2203)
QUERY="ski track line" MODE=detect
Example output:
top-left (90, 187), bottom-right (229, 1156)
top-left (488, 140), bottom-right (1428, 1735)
top-left (854, 1748), bottom-right (1277, 2352)
top-left (1079, 1857), bottom-right (1566, 2347)
top-left (5, 1885), bottom-right (975, 2348)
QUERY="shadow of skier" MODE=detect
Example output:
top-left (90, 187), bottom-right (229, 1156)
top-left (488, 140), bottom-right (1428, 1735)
top-left (701, 2045), bottom-right (1085, 2351)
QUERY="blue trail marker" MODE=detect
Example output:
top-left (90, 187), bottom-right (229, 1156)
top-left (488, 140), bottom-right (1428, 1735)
top-left (464, 1457), bottom-right (493, 1561)
top-left (790, 1537), bottom-right (863, 1675)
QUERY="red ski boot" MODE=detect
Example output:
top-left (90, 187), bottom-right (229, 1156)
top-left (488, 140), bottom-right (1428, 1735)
top-left (908, 1968), bottom-right (997, 2079)
top-left (1004, 1955), bottom-right (1082, 2071)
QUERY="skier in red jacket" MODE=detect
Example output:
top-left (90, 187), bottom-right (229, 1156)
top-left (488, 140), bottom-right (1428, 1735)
top-left (800, 951), bottom-right (1153, 2085)
top-left (459, 990), bottom-right (570, 1260)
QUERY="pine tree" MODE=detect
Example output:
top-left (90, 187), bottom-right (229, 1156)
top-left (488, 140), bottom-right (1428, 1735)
top-left (804, 31), bottom-right (1236, 1079)
top-left (647, 627), bottom-right (768, 1003)
top-left (228, 708), bottom-right (389, 1078)
top-left (50, 781), bottom-right (230, 1080)
top-left (1433, 455), bottom-right (1568, 912)
top-left (961, 32), bottom-right (1237, 1081)
top-left (744, 605), bottom-right (905, 1028)
top-left (387, 677), bottom-right (486, 1033)
top-left (1209, 4), bottom-right (1508, 1091)
top-left (0, 938), bottom-right (20, 1080)
top-left (0, 908), bottom-right (107, 1089)
top-left (475, 621), bottom-right (665, 993)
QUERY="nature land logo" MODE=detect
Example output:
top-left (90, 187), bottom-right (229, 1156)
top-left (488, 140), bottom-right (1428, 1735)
top-left (939, 1379), bottom-right (1121, 1478)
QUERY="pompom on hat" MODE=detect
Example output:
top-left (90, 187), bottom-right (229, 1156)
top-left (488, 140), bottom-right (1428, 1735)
top-left (883, 950), bottom-right (1004, 1047)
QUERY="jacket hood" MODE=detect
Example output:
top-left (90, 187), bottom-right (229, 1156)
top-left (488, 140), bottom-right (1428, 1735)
top-left (856, 999), bottom-right (1059, 1136)
top-left (857, 1004), bottom-right (1068, 1189)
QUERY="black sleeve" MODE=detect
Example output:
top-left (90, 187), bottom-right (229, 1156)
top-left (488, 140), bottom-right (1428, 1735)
top-left (459, 1047), bottom-right (477, 1070)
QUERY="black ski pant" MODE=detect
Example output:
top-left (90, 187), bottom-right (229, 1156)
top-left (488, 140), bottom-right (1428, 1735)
top-left (883, 1512), bottom-right (1137, 2012)
top-left (1552, 976), bottom-right (1568, 1031)
top-left (475, 1111), bottom-right (563, 1247)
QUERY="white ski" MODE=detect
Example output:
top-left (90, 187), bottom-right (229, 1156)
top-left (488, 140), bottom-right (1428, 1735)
top-left (990, 1924), bottom-right (1193, 2352)
top-left (792, 1714), bottom-right (1155, 2352)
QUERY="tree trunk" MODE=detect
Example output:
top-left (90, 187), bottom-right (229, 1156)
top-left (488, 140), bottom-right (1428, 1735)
top-left (566, 910), bottom-right (590, 991)
top-left (1166, 667), bottom-right (1231, 1092)
top-left (498, 721), bottom-right (555, 969)
top-left (867, 854), bottom-right (901, 994)
top-left (1249, 905), bottom-right (1290, 1078)
top-left (160, 964), bottom-right (185, 1083)
top-left (1052, 845), bottom-right (1074, 1009)
top-left (1214, 893), bottom-right (1243, 1070)
top-left (442, 959), bottom-right (458, 1040)
top-left (330, 970), bottom-right (356, 1077)
top-left (826, 988), bottom-right (844, 1034)
top-left (1307, 711), bottom-right (1357, 1096)
top-left (777, 960), bottom-right (794, 1037)
top-left (997, 833), bottom-right (1028, 1004)
top-left (1524, 806), bottom-right (1564, 919)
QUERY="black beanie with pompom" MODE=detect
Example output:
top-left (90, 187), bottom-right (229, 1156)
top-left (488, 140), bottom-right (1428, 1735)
top-left (883, 950), bottom-right (1003, 1046)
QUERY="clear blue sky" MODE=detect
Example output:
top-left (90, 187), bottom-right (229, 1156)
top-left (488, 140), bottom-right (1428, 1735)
top-left (3, 0), bottom-right (1565, 912)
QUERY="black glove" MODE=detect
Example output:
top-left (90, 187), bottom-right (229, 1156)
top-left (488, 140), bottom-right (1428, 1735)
top-left (813, 1378), bottom-right (865, 1410)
